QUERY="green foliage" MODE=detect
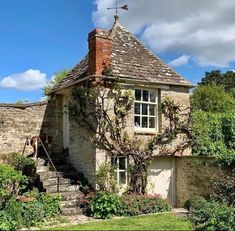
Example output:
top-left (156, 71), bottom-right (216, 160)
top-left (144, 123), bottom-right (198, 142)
top-left (43, 70), bottom-right (69, 96)
top-left (91, 192), bottom-right (121, 219)
top-left (199, 70), bottom-right (235, 92)
top-left (187, 195), bottom-right (235, 231)
top-left (119, 194), bottom-right (172, 216)
top-left (191, 85), bottom-right (235, 113)
top-left (4, 153), bottom-right (35, 172)
top-left (96, 163), bottom-right (118, 193)
top-left (212, 172), bottom-right (235, 206)
top-left (90, 192), bottom-right (171, 219)
top-left (4, 189), bottom-right (60, 228)
top-left (4, 153), bottom-right (37, 191)
top-left (15, 99), bottom-right (31, 105)
top-left (0, 164), bottom-right (28, 206)
top-left (192, 111), bottom-right (235, 161)
top-left (0, 210), bottom-right (18, 231)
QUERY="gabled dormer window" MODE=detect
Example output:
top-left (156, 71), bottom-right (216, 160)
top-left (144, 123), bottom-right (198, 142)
top-left (134, 89), bottom-right (158, 132)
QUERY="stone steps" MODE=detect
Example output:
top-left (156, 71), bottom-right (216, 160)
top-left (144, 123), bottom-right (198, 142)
top-left (42, 177), bottom-right (78, 187)
top-left (50, 191), bottom-right (82, 201)
top-left (34, 153), bottom-right (87, 216)
top-left (61, 207), bottom-right (82, 216)
top-left (45, 184), bottom-right (81, 193)
top-left (60, 199), bottom-right (78, 208)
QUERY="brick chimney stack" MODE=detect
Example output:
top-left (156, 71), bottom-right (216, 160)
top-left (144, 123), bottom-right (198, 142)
top-left (88, 29), bottom-right (112, 76)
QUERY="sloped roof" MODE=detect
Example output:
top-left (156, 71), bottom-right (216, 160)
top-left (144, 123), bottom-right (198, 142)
top-left (52, 56), bottom-right (88, 92)
top-left (53, 18), bottom-right (192, 92)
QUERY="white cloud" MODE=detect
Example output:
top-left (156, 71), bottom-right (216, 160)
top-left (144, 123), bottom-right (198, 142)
top-left (93, 0), bottom-right (235, 67)
top-left (169, 55), bottom-right (190, 67)
top-left (0, 69), bottom-right (47, 91)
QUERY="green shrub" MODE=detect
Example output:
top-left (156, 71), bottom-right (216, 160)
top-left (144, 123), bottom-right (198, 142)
top-left (91, 192), bottom-right (121, 219)
top-left (192, 111), bottom-right (235, 159)
top-left (0, 164), bottom-right (28, 207)
top-left (5, 153), bottom-right (35, 172)
top-left (119, 194), bottom-right (172, 216)
top-left (0, 210), bottom-right (18, 231)
top-left (4, 190), bottom-right (61, 228)
top-left (190, 85), bottom-right (235, 113)
top-left (96, 163), bottom-right (118, 193)
top-left (39, 192), bottom-right (61, 218)
top-left (187, 195), bottom-right (235, 231)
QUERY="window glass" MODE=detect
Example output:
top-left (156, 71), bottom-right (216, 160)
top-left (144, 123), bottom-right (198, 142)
top-left (149, 117), bottom-right (155, 128)
top-left (135, 116), bottom-right (140, 127)
top-left (111, 157), bottom-right (128, 185)
top-left (142, 117), bottom-right (148, 128)
top-left (119, 172), bottom-right (126, 184)
top-left (135, 89), bottom-right (141, 101)
top-left (143, 90), bottom-right (149, 101)
top-left (150, 91), bottom-right (156, 102)
top-left (135, 103), bottom-right (141, 114)
top-left (149, 105), bottom-right (155, 116)
top-left (119, 157), bottom-right (126, 170)
top-left (142, 104), bottom-right (148, 115)
top-left (134, 89), bottom-right (158, 130)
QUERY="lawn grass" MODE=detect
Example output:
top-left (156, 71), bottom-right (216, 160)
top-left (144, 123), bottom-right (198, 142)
top-left (50, 213), bottom-right (193, 230)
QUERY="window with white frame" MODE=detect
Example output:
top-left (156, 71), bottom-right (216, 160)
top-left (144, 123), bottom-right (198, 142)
top-left (134, 89), bottom-right (158, 130)
top-left (111, 157), bottom-right (128, 185)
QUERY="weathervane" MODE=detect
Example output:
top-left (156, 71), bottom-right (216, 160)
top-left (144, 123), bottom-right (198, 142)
top-left (107, 2), bottom-right (128, 15)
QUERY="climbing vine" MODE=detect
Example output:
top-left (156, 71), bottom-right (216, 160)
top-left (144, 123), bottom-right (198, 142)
top-left (69, 78), bottom-right (191, 194)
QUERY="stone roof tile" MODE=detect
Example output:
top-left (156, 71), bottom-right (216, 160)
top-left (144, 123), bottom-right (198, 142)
top-left (53, 20), bottom-right (192, 91)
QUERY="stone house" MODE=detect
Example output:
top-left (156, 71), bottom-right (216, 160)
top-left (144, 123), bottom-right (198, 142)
top-left (1, 16), bottom-right (204, 207)
top-left (50, 16), bottom-right (193, 205)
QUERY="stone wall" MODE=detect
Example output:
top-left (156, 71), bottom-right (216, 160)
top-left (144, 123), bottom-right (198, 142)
top-left (0, 97), bottom-right (63, 157)
top-left (175, 156), bottom-right (220, 207)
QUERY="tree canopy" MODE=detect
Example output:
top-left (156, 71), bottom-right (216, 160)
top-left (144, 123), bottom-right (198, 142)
top-left (199, 70), bottom-right (235, 92)
top-left (43, 70), bottom-right (69, 96)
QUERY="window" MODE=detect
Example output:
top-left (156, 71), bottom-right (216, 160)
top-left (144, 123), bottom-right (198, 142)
top-left (134, 89), bottom-right (158, 131)
top-left (111, 157), bottom-right (128, 185)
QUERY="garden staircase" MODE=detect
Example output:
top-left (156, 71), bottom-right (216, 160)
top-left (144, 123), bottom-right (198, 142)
top-left (33, 151), bottom-right (89, 216)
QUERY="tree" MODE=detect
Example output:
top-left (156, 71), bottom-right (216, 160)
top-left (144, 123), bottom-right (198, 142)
top-left (190, 85), bottom-right (235, 113)
top-left (200, 70), bottom-right (235, 92)
top-left (43, 70), bottom-right (69, 96)
top-left (68, 78), bottom-right (191, 194)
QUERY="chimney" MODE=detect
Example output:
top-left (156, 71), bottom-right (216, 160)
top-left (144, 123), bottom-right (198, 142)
top-left (88, 29), bottom-right (112, 76)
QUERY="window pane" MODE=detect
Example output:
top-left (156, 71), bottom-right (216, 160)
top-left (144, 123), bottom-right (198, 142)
top-left (135, 89), bottom-right (141, 101)
top-left (119, 157), bottom-right (126, 170)
top-left (142, 104), bottom-right (148, 115)
top-left (119, 172), bottom-right (126, 184)
top-left (111, 157), bottom-right (117, 166)
top-left (143, 90), bottom-right (149, 101)
top-left (135, 103), bottom-right (141, 114)
top-left (142, 117), bottom-right (148, 128)
top-left (150, 91), bottom-right (156, 102)
top-left (149, 105), bottom-right (155, 116)
top-left (135, 116), bottom-right (141, 127)
top-left (149, 117), bottom-right (155, 128)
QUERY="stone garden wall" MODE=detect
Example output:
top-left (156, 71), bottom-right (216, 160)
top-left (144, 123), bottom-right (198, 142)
top-left (0, 97), bottom-right (63, 157)
top-left (175, 156), bottom-right (222, 207)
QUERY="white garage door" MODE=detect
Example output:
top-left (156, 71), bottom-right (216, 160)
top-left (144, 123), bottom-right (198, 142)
top-left (147, 157), bottom-right (175, 205)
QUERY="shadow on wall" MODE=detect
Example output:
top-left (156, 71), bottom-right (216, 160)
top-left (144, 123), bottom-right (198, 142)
top-left (0, 96), bottom-right (64, 157)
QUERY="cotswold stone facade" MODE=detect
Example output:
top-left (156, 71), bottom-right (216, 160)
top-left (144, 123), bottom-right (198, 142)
top-left (0, 99), bottom-right (63, 156)
top-left (1, 16), bottom-right (198, 205)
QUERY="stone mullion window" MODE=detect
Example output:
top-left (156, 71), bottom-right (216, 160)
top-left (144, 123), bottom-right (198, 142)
top-left (134, 89), bottom-right (158, 131)
top-left (111, 157), bottom-right (128, 185)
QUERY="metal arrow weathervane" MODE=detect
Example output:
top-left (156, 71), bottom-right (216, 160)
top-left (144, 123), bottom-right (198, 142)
top-left (107, 2), bottom-right (128, 15)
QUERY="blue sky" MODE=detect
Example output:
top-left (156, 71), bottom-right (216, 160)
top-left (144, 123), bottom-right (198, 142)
top-left (0, 0), bottom-right (234, 103)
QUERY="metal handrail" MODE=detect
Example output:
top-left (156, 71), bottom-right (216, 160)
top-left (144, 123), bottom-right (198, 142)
top-left (38, 138), bottom-right (60, 193)
top-left (22, 137), bottom-right (30, 156)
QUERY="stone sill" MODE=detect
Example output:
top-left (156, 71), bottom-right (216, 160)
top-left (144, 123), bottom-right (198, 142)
top-left (134, 129), bottom-right (160, 135)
